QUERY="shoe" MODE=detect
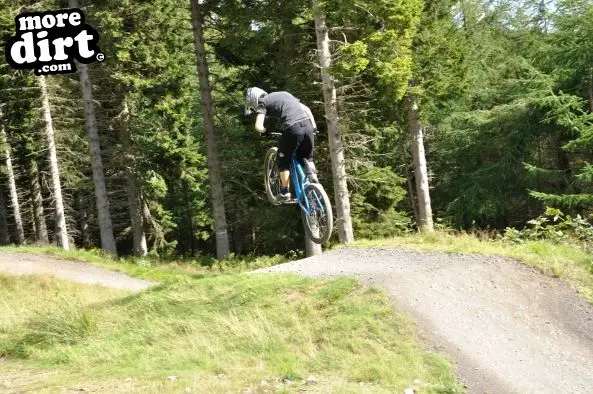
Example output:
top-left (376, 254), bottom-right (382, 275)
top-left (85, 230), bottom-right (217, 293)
top-left (278, 187), bottom-right (291, 201)
top-left (303, 160), bottom-right (319, 183)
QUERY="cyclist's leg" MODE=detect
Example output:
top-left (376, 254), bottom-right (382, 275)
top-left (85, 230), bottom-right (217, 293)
top-left (297, 128), bottom-right (314, 161)
top-left (277, 131), bottom-right (301, 197)
top-left (296, 122), bottom-right (316, 178)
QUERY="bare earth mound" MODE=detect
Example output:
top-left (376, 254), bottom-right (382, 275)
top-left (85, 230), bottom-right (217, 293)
top-left (253, 247), bottom-right (593, 394)
top-left (0, 252), bottom-right (151, 291)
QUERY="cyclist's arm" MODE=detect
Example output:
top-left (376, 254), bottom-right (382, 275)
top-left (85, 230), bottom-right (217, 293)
top-left (255, 113), bottom-right (266, 133)
top-left (301, 103), bottom-right (317, 130)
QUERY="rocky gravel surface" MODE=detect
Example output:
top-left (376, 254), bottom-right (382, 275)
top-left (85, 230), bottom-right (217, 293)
top-left (253, 247), bottom-right (593, 394)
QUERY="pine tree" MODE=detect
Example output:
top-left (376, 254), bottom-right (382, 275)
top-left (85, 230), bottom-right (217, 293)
top-left (313, 0), bottom-right (355, 243)
top-left (406, 91), bottom-right (434, 231)
top-left (0, 186), bottom-right (9, 245)
top-left (27, 158), bottom-right (49, 244)
top-left (0, 119), bottom-right (24, 244)
top-left (190, 0), bottom-right (231, 259)
top-left (38, 76), bottom-right (70, 249)
top-left (68, 0), bottom-right (117, 255)
top-left (119, 98), bottom-right (148, 256)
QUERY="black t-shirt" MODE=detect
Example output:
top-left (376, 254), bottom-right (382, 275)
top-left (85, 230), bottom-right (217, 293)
top-left (256, 91), bottom-right (309, 130)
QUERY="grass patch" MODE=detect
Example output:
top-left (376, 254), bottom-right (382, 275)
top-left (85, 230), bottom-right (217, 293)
top-left (354, 232), bottom-right (593, 303)
top-left (0, 275), bottom-right (129, 360)
top-left (0, 275), bottom-right (128, 331)
top-left (0, 272), bottom-right (461, 393)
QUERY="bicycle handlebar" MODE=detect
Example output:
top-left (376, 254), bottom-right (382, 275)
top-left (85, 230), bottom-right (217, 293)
top-left (260, 130), bottom-right (319, 139)
top-left (260, 131), bottom-right (282, 139)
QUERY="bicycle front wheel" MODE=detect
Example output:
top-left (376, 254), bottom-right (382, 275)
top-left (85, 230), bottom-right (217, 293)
top-left (264, 147), bottom-right (282, 205)
top-left (301, 183), bottom-right (333, 244)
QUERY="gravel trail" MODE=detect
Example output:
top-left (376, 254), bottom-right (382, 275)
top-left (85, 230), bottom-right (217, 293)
top-left (0, 252), bottom-right (152, 291)
top-left (252, 247), bottom-right (593, 394)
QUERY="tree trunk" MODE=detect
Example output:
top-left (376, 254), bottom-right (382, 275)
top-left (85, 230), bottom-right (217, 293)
top-left (0, 122), bottom-right (25, 244)
top-left (77, 57), bottom-right (117, 254)
top-left (0, 187), bottom-right (9, 245)
top-left (69, 0), bottom-right (117, 255)
top-left (312, 1), bottom-right (354, 244)
top-left (28, 159), bottom-right (49, 244)
top-left (125, 166), bottom-right (147, 257)
top-left (304, 231), bottom-right (322, 257)
top-left (406, 93), bottom-right (434, 232)
top-left (120, 99), bottom-right (148, 257)
top-left (77, 191), bottom-right (91, 248)
top-left (589, 67), bottom-right (593, 113)
top-left (126, 173), bottom-right (147, 256)
top-left (190, 0), bottom-right (230, 259)
top-left (183, 182), bottom-right (196, 256)
top-left (38, 76), bottom-right (69, 249)
top-left (78, 61), bottom-right (117, 254)
top-left (232, 225), bottom-right (243, 254)
top-left (406, 167), bottom-right (419, 225)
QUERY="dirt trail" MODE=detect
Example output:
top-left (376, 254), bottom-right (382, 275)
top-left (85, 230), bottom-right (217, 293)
top-left (253, 247), bottom-right (593, 394)
top-left (0, 252), bottom-right (152, 291)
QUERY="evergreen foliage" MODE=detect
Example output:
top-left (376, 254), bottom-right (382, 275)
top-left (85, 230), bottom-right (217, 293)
top-left (0, 0), bottom-right (591, 256)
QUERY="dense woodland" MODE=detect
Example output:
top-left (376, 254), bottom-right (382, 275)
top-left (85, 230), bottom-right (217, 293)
top-left (0, 0), bottom-right (591, 258)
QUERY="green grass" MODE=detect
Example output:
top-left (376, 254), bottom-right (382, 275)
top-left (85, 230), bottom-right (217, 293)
top-left (354, 231), bottom-right (593, 303)
top-left (0, 270), bottom-right (461, 393)
top-left (0, 275), bottom-right (129, 332)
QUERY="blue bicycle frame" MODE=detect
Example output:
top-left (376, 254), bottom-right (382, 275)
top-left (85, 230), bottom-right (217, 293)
top-left (289, 155), bottom-right (325, 217)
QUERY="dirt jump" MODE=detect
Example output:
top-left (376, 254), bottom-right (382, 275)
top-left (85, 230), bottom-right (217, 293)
top-left (253, 247), bottom-right (593, 394)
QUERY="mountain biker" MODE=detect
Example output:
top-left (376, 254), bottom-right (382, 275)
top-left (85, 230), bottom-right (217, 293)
top-left (245, 87), bottom-right (318, 200)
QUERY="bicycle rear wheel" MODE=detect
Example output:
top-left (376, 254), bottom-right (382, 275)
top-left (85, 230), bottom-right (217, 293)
top-left (264, 147), bottom-right (282, 205)
top-left (301, 183), bottom-right (333, 244)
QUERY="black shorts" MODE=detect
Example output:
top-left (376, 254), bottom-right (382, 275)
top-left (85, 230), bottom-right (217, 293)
top-left (277, 120), bottom-right (315, 171)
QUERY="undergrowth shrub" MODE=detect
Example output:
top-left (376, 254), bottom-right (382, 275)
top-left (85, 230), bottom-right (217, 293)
top-left (500, 207), bottom-right (593, 253)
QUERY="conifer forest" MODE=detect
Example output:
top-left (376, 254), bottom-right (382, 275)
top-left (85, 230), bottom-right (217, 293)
top-left (0, 0), bottom-right (591, 259)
